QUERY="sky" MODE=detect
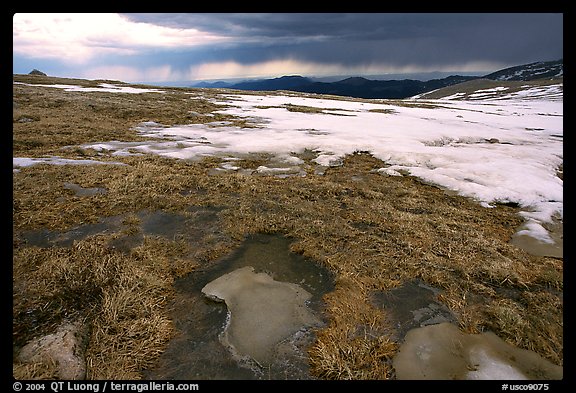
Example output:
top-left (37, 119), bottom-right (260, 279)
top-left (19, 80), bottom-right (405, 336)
top-left (12, 13), bottom-right (563, 84)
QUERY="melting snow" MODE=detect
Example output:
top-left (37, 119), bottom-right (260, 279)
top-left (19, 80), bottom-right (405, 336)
top-left (82, 92), bottom-right (562, 242)
top-left (14, 81), bottom-right (164, 94)
top-left (156, 99), bottom-right (552, 213)
top-left (15, 82), bottom-right (562, 245)
top-left (13, 156), bottom-right (127, 169)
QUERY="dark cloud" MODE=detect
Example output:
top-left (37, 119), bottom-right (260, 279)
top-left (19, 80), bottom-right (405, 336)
top-left (121, 13), bottom-right (563, 69)
top-left (13, 13), bottom-right (562, 81)
top-left (122, 13), bottom-right (562, 43)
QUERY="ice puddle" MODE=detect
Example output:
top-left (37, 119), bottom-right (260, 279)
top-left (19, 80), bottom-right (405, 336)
top-left (144, 234), bottom-right (335, 380)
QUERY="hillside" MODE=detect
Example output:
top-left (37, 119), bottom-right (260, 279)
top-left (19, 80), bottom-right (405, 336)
top-left (483, 59), bottom-right (563, 81)
top-left (290, 75), bottom-right (478, 99)
top-left (13, 73), bottom-right (563, 381)
top-left (412, 78), bottom-right (563, 100)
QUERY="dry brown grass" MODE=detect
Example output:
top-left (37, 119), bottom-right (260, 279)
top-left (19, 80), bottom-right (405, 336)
top-left (13, 357), bottom-right (60, 380)
top-left (13, 76), bottom-right (563, 380)
top-left (12, 235), bottom-right (176, 379)
top-left (13, 74), bottom-right (240, 157)
top-left (308, 276), bottom-right (398, 379)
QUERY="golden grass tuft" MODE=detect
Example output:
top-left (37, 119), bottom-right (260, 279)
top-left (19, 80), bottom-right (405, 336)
top-left (13, 358), bottom-right (60, 380)
top-left (13, 235), bottom-right (176, 379)
top-left (309, 277), bottom-right (398, 379)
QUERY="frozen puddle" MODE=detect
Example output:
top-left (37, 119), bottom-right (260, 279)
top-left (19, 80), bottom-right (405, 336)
top-left (393, 322), bottom-right (562, 380)
top-left (510, 216), bottom-right (563, 258)
top-left (376, 281), bottom-right (563, 380)
top-left (144, 234), bottom-right (335, 380)
top-left (202, 266), bottom-right (322, 366)
top-left (63, 182), bottom-right (107, 197)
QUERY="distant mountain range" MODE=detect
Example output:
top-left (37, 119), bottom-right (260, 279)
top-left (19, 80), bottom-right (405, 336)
top-left (192, 59), bottom-right (563, 99)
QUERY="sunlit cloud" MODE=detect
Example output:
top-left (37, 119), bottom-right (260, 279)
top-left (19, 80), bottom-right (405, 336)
top-left (79, 64), bottom-right (198, 83)
top-left (13, 13), bottom-right (229, 64)
top-left (189, 59), bottom-right (345, 80)
top-left (188, 59), bottom-right (507, 80)
top-left (36, 59), bottom-right (512, 84)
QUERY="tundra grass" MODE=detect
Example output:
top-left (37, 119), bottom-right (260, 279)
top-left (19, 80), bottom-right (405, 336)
top-left (13, 74), bottom-right (244, 157)
top-left (12, 76), bottom-right (563, 380)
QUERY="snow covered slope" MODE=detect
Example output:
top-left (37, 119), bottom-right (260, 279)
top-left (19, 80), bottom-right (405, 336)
top-left (482, 59), bottom-right (563, 81)
top-left (412, 78), bottom-right (562, 101)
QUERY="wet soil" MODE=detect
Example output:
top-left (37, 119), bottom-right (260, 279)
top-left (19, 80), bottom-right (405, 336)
top-left (17, 207), bottom-right (336, 380)
top-left (19, 207), bottom-right (222, 251)
top-left (371, 279), bottom-right (458, 341)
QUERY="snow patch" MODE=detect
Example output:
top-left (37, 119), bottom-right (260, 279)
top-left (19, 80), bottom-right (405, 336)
top-left (15, 81), bottom-right (164, 94)
top-left (72, 89), bottom-right (563, 246)
top-left (13, 156), bottom-right (127, 168)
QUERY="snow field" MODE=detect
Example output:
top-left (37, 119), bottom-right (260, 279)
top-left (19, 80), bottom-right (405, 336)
top-left (14, 82), bottom-right (563, 244)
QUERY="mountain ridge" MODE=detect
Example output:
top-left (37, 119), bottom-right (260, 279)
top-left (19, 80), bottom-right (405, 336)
top-left (191, 59), bottom-right (562, 99)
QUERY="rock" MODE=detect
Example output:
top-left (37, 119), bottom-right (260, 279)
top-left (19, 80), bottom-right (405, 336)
top-left (393, 322), bottom-right (562, 380)
top-left (202, 266), bottom-right (321, 366)
top-left (64, 182), bottom-right (107, 197)
top-left (377, 167), bottom-right (403, 177)
top-left (17, 319), bottom-right (89, 380)
top-left (29, 69), bottom-right (47, 76)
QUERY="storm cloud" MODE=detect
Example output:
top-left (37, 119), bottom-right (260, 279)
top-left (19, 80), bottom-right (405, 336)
top-left (121, 13), bottom-right (562, 66)
top-left (13, 13), bottom-right (563, 82)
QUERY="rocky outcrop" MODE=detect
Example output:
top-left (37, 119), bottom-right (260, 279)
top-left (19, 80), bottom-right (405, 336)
top-left (28, 69), bottom-right (47, 76)
top-left (17, 318), bottom-right (90, 380)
